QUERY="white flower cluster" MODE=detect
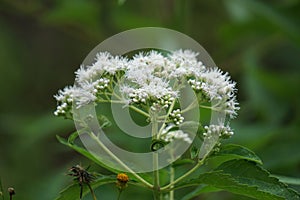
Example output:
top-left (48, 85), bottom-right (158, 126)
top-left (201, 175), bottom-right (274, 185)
top-left (188, 68), bottom-right (239, 118)
top-left (91, 78), bottom-right (110, 95)
top-left (203, 124), bottom-right (234, 139)
top-left (151, 94), bottom-right (175, 111)
top-left (161, 129), bottom-right (192, 144)
top-left (54, 49), bottom-right (239, 144)
top-left (75, 52), bottom-right (127, 84)
top-left (54, 86), bottom-right (96, 116)
top-left (169, 109), bottom-right (184, 125)
top-left (54, 52), bottom-right (127, 117)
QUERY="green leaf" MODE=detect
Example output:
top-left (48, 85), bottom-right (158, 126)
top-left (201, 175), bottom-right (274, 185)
top-left (67, 131), bottom-right (79, 144)
top-left (208, 144), bottom-right (263, 166)
top-left (274, 175), bottom-right (300, 186)
top-left (55, 175), bottom-right (116, 200)
top-left (190, 145), bottom-right (200, 159)
top-left (181, 185), bottom-right (221, 200)
top-left (178, 160), bottom-right (300, 200)
top-left (57, 135), bottom-right (120, 174)
top-left (172, 159), bottom-right (195, 168)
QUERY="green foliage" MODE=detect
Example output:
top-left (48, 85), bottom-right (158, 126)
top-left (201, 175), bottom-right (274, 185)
top-left (209, 144), bottom-right (263, 166)
top-left (180, 160), bottom-right (300, 200)
top-left (274, 175), bottom-right (300, 186)
top-left (1, 0), bottom-right (300, 199)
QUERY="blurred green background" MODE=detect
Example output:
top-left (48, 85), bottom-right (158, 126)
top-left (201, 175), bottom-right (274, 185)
top-left (0, 0), bottom-right (300, 199)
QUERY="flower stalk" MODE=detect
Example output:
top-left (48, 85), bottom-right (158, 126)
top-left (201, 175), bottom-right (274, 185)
top-left (151, 112), bottom-right (161, 200)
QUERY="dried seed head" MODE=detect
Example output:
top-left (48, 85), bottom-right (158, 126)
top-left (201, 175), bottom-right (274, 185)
top-left (8, 187), bottom-right (15, 195)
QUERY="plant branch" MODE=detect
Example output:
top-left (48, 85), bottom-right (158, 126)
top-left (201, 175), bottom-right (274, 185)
top-left (160, 159), bottom-right (205, 191)
top-left (89, 133), bottom-right (153, 188)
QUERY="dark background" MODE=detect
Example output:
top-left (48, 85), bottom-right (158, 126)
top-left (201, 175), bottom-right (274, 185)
top-left (0, 0), bottom-right (300, 199)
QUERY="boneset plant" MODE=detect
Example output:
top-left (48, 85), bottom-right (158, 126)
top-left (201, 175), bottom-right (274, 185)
top-left (54, 50), bottom-right (300, 200)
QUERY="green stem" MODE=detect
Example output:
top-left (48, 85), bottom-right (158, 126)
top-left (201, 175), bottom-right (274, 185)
top-left (89, 133), bottom-right (153, 188)
top-left (151, 112), bottom-right (161, 200)
top-left (153, 154), bottom-right (160, 200)
top-left (98, 100), bottom-right (125, 104)
top-left (157, 99), bottom-right (176, 138)
top-left (117, 189), bottom-right (123, 200)
top-left (181, 99), bottom-right (197, 114)
top-left (106, 91), bottom-right (150, 118)
top-left (161, 159), bottom-right (205, 191)
top-left (199, 105), bottom-right (223, 112)
top-left (129, 105), bottom-right (150, 118)
top-left (88, 184), bottom-right (97, 200)
top-left (169, 166), bottom-right (175, 200)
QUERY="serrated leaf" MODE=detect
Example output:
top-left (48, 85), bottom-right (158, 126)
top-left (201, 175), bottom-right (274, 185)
top-left (178, 160), bottom-right (300, 200)
top-left (208, 144), bottom-right (263, 166)
top-left (273, 175), bottom-right (300, 186)
top-left (55, 175), bottom-right (115, 200)
top-left (181, 185), bottom-right (221, 200)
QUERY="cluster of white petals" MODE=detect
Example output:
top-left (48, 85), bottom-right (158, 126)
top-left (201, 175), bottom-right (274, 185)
top-left (188, 68), bottom-right (239, 118)
top-left (161, 129), bottom-right (192, 144)
top-left (54, 49), bottom-right (239, 142)
top-left (203, 124), bottom-right (234, 139)
top-left (75, 52), bottom-right (127, 84)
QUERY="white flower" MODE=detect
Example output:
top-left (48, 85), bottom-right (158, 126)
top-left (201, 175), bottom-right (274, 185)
top-left (54, 86), bottom-right (75, 103)
top-left (161, 129), bottom-right (192, 144)
top-left (75, 52), bottom-right (127, 84)
top-left (121, 51), bottom-right (178, 104)
top-left (188, 68), bottom-right (239, 118)
top-left (126, 51), bottom-right (166, 85)
top-left (75, 65), bottom-right (98, 84)
top-left (93, 52), bottom-right (128, 75)
top-left (54, 85), bottom-right (96, 116)
top-left (72, 87), bottom-right (96, 108)
top-left (203, 124), bottom-right (234, 139)
top-left (167, 49), bottom-right (205, 78)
